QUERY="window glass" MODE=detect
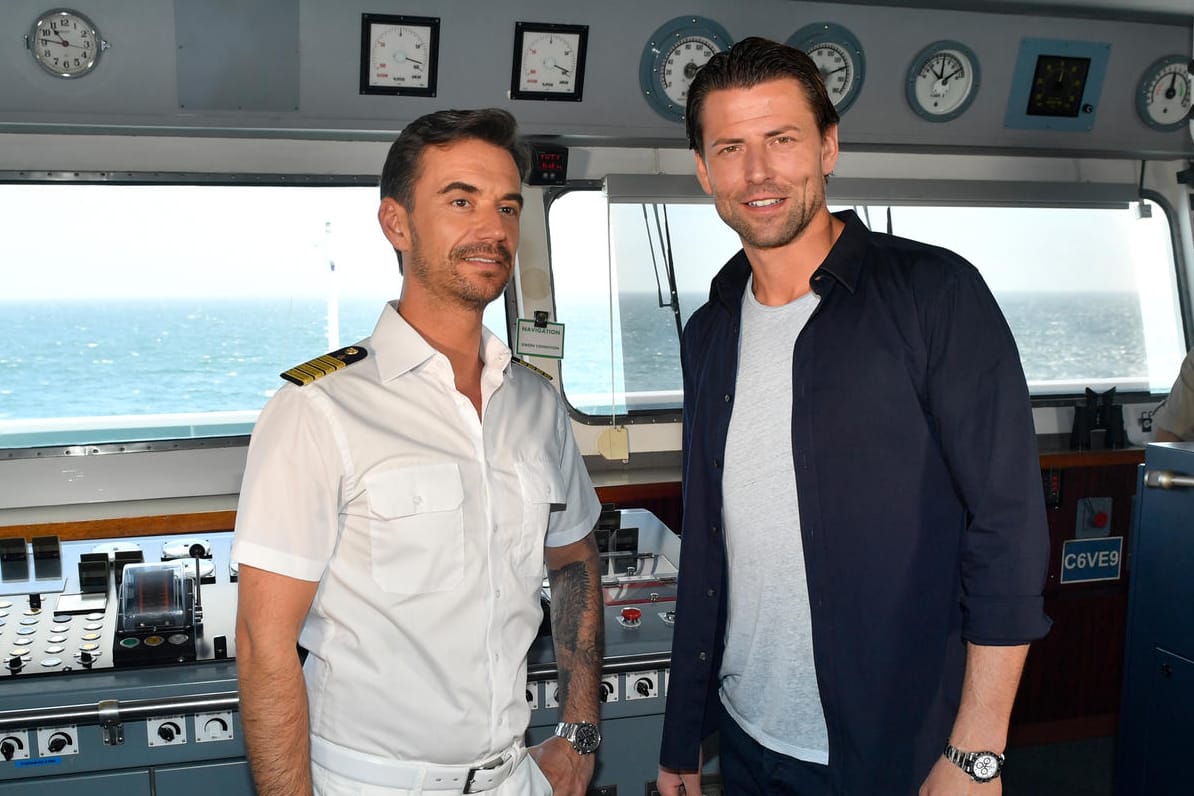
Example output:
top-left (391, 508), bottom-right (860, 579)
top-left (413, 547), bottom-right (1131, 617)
top-left (0, 182), bottom-right (507, 448)
top-left (548, 189), bottom-right (1184, 419)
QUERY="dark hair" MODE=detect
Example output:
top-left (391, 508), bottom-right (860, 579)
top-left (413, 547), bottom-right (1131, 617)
top-left (379, 108), bottom-right (530, 208)
top-left (685, 36), bottom-right (839, 154)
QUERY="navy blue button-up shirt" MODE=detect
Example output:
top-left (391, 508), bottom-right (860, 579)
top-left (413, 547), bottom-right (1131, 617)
top-left (660, 211), bottom-right (1051, 794)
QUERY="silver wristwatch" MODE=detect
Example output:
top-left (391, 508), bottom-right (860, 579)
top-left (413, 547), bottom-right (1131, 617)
top-left (944, 741), bottom-right (1004, 783)
top-left (554, 721), bottom-right (601, 755)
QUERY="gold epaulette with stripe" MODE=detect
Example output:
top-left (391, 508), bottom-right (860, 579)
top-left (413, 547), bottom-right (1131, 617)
top-left (281, 346), bottom-right (368, 386)
top-left (511, 357), bottom-right (553, 382)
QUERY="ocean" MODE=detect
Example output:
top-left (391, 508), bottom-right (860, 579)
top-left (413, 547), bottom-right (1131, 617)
top-left (0, 291), bottom-right (1147, 424)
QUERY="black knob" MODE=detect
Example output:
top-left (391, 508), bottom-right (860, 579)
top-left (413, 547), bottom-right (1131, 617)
top-left (47, 732), bottom-right (71, 753)
top-left (158, 723), bottom-right (178, 742)
top-left (636, 678), bottom-right (652, 697)
top-left (28, 593), bottom-right (41, 611)
top-left (6, 655), bottom-right (22, 674)
top-left (1, 738), bottom-right (19, 760)
top-left (80, 650), bottom-right (94, 667)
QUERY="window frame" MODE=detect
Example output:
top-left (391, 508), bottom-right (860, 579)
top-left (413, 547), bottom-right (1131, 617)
top-left (545, 175), bottom-right (1190, 425)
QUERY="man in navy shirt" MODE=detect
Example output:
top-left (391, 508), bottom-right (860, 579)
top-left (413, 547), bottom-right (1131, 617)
top-left (656, 37), bottom-right (1051, 795)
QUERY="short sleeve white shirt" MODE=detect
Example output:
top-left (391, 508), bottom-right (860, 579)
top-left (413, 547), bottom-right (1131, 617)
top-left (1154, 347), bottom-right (1194, 440)
top-left (232, 301), bottom-right (601, 765)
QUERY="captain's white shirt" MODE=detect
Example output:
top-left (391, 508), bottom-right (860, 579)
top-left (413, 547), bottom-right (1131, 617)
top-left (233, 301), bottom-right (600, 765)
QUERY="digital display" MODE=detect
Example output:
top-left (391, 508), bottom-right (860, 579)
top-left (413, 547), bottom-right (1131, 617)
top-left (527, 143), bottom-right (569, 186)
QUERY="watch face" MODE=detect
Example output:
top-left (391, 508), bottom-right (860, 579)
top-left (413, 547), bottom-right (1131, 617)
top-left (572, 722), bottom-right (601, 754)
top-left (31, 10), bottom-right (101, 78)
top-left (971, 752), bottom-right (1001, 782)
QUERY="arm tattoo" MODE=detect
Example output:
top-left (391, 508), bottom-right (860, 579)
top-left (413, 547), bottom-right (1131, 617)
top-left (547, 550), bottom-right (604, 717)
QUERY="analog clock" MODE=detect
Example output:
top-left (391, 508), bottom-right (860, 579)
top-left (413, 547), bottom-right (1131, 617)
top-left (639, 16), bottom-right (733, 122)
top-left (510, 22), bottom-right (588, 101)
top-left (360, 14), bottom-right (440, 96)
top-left (28, 8), bottom-right (107, 79)
top-left (787, 23), bottom-right (866, 114)
top-left (1136, 55), bottom-right (1192, 132)
top-left (906, 40), bottom-right (981, 122)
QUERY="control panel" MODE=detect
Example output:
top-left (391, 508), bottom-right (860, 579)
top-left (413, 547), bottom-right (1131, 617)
top-left (0, 509), bottom-right (700, 794)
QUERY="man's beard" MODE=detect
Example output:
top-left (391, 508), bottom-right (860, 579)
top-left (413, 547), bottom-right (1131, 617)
top-left (407, 240), bottom-right (513, 312)
top-left (717, 183), bottom-right (824, 250)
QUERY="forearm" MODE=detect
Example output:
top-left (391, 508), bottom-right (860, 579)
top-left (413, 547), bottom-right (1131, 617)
top-left (546, 536), bottom-right (604, 723)
top-left (238, 644), bottom-right (313, 796)
top-left (948, 642), bottom-right (1029, 751)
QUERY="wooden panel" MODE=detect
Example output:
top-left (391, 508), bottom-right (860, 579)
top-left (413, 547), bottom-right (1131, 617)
top-left (0, 511), bottom-right (236, 542)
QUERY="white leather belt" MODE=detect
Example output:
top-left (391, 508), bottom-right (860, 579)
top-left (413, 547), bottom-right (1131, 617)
top-left (310, 735), bottom-right (525, 793)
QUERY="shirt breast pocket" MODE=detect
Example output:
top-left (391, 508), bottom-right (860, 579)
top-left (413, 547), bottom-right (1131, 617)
top-left (515, 459), bottom-right (566, 579)
top-left (364, 463), bottom-right (464, 594)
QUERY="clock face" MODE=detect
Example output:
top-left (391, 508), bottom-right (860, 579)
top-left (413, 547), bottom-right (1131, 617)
top-left (639, 16), bottom-right (732, 122)
top-left (1026, 55), bottom-right (1091, 117)
top-left (511, 22), bottom-right (588, 101)
top-left (31, 9), bottom-right (102, 78)
top-left (1136, 55), bottom-right (1192, 131)
top-left (906, 41), bottom-right (981, 121)
top-left (360, 14), bottom-right (440, 96)
top-left (787, 24), bottom-right (867, 114)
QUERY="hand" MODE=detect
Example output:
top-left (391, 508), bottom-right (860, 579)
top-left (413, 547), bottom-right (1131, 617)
top-left (529, 736), bottom-right (595, 796)
top-left (656, 766), bottom-right (702, 795)
top-left (919, 756), bottom-right (1002, 796)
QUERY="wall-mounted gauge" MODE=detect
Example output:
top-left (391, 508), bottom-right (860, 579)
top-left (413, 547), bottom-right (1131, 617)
top-left (639, 16), bottom-right (733, 122)
top-left (787, 23), bottom-right (866, 114)
top-left (1135, 55), bottom-right (1192, 132)
top-left (510, 21), bottom-right (588, 101)
top-left (1004, 38), bottom-right (1110, 132)
top-left (906, 40), bottom-right (981, 122)
top-left (28, 8), bottom-right (108, 79)
top-left (359, 13), bottom-right (440, 96)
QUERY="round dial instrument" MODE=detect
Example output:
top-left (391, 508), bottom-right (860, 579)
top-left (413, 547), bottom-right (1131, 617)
top-left (639, 16), bottom-right (733, 122)
top-left (906, 40), bottom-right (981, 121)
top-left (787, 23), bottom-right (866, 115)
top-left (1136, 55), bottom-right (1191, 132)
top-left (29, 8), bottom-right (106, 79)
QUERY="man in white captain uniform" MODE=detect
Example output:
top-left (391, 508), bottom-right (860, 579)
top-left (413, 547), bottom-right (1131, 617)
top-left (233, 108), bottom-right (604, 796)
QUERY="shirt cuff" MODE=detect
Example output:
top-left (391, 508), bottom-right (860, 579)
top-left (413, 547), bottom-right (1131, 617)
top-left (962, 594), bottom-right (1052, 645)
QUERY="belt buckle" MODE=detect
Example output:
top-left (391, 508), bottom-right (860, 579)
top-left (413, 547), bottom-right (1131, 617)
top-left (463, 754), bottom-right (507, 794)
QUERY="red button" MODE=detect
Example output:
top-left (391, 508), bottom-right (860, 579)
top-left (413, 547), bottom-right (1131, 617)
top-left (621, 608), bottom-right (642, 623)
top-left (1093, 511), bottom-right (1109, 528)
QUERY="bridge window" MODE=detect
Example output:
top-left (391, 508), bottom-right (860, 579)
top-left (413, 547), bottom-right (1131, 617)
top-left (0, 180), bottom-right (507, 449)
top-left (548, 188), bottom-right (1185, 420)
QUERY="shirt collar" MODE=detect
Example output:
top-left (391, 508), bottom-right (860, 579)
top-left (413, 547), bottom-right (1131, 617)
top-left (370, 300), bottom-right (512, 383)
top-left (710, 209), bottom-right (868, 310)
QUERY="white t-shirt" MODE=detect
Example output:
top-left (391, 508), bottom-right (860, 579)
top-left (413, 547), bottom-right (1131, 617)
top-left (721, 279), bottom-right (828, 763)
top-left (232, 301), bottom-right (601, 765)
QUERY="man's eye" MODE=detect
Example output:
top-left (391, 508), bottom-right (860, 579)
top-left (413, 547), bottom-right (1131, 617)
top-left (451, 198), bottom-right (470, 208)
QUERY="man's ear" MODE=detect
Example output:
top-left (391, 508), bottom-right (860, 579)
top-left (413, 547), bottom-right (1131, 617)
top-left (378, 197), bottom-right (411, 254)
